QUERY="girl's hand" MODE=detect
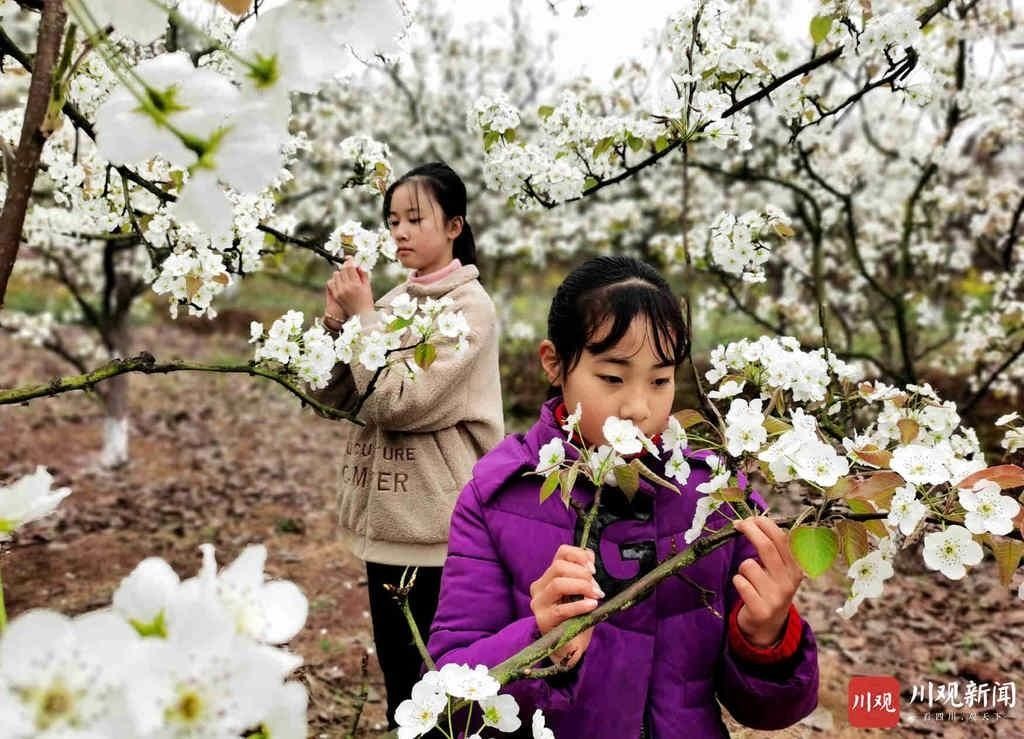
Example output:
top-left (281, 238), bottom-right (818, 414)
top-left (529, 545), bottom-right (602, 669)
top-left (732, 516), bottom-right (805, 647)
top-left (326, 258), bottom-right (375, 318)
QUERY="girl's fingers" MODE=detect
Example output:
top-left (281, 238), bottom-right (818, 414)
top-left (550, 597), bottom-right (599, 622)
top-left (546, 560), bottom-right (595, 583)
top-left (737, 517), bottom-right (787, 576)
top-left (732, 574), bottom-right (767, 618)
top-left (554, 544), bottom-right (596, 572)
top-left (737, 557), bottom-right (774, 599)
top-left (546, 576), bottom-right (603, 602)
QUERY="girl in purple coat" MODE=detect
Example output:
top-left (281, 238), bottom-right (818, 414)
top-left (428, 256), bottom-right (819, 738)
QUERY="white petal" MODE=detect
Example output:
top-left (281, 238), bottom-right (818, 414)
top-left (170, 171), bottom-right (234, 238)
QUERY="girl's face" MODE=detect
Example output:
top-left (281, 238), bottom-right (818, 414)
top-left (540, 317), bottom-right (677, 445)
top-left (387, 182), bottom-right (461, 276)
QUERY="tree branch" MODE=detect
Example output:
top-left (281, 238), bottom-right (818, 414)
top-left (0, 0), bottom-right (67, 307)
top-left (0, 352), bottom-right (363, 423)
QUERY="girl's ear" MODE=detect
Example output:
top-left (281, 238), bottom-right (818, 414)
top-left (538, 340), bottom-right (562, 386)
top-left (445, 215), bottom-right (464, 241)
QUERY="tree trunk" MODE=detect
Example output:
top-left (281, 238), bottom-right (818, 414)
top-left (100, 319), bottom-right (131, 468)
top-left (0, 0), bottom-right (67, 307)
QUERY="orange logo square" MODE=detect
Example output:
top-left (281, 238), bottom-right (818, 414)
top-left (848, 675), bottom-right (900, 728)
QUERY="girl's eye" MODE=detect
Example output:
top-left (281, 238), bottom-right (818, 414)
top-left (599, 375), bottom-right (623, 384)
top-left (653, 378), bottom-right (673, 387)
top-left (409, 218), bottom-right (422, 224)
top-left (388, 220), bottom-right (399, 228)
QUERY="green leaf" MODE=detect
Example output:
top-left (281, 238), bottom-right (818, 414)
top-left (560, 466), bottom-right (579, 499)
top-left (672, 409), bottom-right (706, 429)
top-left (654, 134), bottom-right (670, 153)
top-left (789, 525), bottom-right (839, 578)
top-left (592, 137), bottom-right (614, 159)
top-left (540, 472), bottom-right (560, 503)
top-left (847, 498), bottom-right (889, 538)
top-left (414, 343), bottom-right (437, 370)
top-left (614, 463), bottom-right (640, 501)
top-left (631, 458), bottom-right (679, 492)
top-left (583, 176), bottom-right (599, 191)
top-left (538, 105), bottom-right (555, 119)
top-left (711, 486), bottom-right (746, 503)
top-left (483, 130), bottom-right (500, 151)
top-left (626, 134), bottom-right (644, 152)
top-left (503, 128), bottom-right (517, 142)
top-left (387, 317), bottom-right (412, 332)
top-left (810, 14), bottom-right (834, 45)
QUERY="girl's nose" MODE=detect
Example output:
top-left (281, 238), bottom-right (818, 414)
top-left (619, 391), bottom-right (651, 426)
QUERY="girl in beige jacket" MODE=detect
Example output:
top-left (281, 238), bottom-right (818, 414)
top-left (316, 162), bottom-right (503, 729)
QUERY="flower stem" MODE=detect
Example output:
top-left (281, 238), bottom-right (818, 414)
top-left (464, 701), bottom-right (474, 739)
top-left (578, 486), bottom-right (603, 550)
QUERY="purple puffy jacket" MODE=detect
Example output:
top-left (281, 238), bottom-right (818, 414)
top-left (428, 397), bottom-right (819, 738)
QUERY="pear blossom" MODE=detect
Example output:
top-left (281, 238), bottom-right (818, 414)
top-left (188, 543), bottom-right (308, 644)
top-left (661, 415), bottom-right (687, 455)
top-left (391, 293), bottom-right (419, 321)
top-left (437, 663), bottom-right (500, 701)
top-left (0, 610), bottom-right (140, 737)
top-left (536, 438), bottom-right (566, 474)
top-left (112, 557), bottom-right (180, 636)
top-left (602, 417), bottom-right (643, 456)
top-left (533, 709), bottom-right (555, 739)
top-left (561, 402), bottom-right (583, 439)
top-left (723, 398), bottom-right (767, 457)
top-left (995, 412), bottom-right (1019, 426)
top-left (890, 444), bottom-right (951, 486)
top-left (922, 525), bottom-right (984, 580)
top-left (588, 445), bottom-right (623, 486)
top-left (886, 485), bottom-right (927, 536)
top-left (707, 379), bottom-right (745, 399)
top-left (665, 451), bottom-right (692, 486)
top-left (958, 480), bottom-right (1021, 536)
top-left (0, 466), bottom-right (71, 540)
top-left (480, 693), bottom-right (522, 733)
top-left (395, 679), bottom-right (447, 739)
top-left (684, 494), bottom-right (723, 544)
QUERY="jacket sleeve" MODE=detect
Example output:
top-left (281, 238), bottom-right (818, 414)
top-left (714, 531), bottom-right (820, 730)
top-left (347, 296), bottom-right (496, 433)
top-left (427, 480), bottom-right (577, 715)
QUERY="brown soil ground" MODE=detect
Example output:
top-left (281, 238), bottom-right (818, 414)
top-left (1, 324), bottom-right (1022, 738)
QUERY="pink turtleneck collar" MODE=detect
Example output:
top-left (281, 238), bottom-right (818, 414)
top-left (409, 258), bottom-right (462, 285)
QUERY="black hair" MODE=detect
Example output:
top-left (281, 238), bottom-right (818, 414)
top-left (547, 256), bottom-right (689, 381)
top-left (381, 161), bottom-right (476, 266)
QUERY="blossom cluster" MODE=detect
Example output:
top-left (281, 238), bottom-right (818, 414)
top-left (396, 662), bottom-right (556, 739)
top-left (706, 206), bottom-right (794, 283)
top-left (0, 544), bottom-right (309, 738)
top-left (250, 294), bottom-right (472, 390)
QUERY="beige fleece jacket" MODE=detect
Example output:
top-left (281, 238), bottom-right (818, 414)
top-left (313, 264), bottom-right (504, 566)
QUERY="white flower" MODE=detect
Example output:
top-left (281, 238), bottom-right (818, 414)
top-left (480, 693), bottom-right (522, 733)
top-left (602, 417), bottom-right (643, 456)
top-left (437, 663), bottom-right (500, 701)
top-left (186, 543), bottom-right (308, 645)
top-left (0, 466), bottom-right (71, 540)
top-left (112, 557), bottom-right (180, 636)
top-left (890, 444), bottom-right (950, 486)
top-left (249, 321), bottom-right (264, 344)
top-left (588, 445), bottom-right (622, 486)
top-left (395, 679), bottom-right (447, 739)
top-left (958, 480), bottom-right (1021, 536)
top-left (661, 415), bottom-right (687, 456)
top-left (886, 485), bottom-right (927, 536)
top-left (532, 709), bottom-right (555, 739)
top-left (0, 609), bottom-right (140, 736)
top-left (665, 451), bottom-right (691, 486)
top-left (995, 412), bottom-right (1019, 426)
top-left (707, 379), bottom-right (745, 399)
top-left (724, 398), bottom-right (767, 457)
top-left (536, 438), bottom-right (566, 474)
top-left (562, 402), bottom-right (582, 440)
top-left (257, 681), bottom-right (308, 739)
top-left (437, 310), bottom-right (471, 339)
top-left (922, 525), bottom-right (984, 580)
top-left (1002, 428), bottom-right (1024, 454)
top-left (836, 594), bottom-right (865, 620)
top-left (391, 293), bottom-right (418, 321)
top-left (847, 549), bottom-right (894, 599)
top-left (684, 495), bottom-right (722, 544)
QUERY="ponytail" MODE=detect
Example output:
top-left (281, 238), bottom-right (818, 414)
top-left (453, 219), bottom-right (477, 266)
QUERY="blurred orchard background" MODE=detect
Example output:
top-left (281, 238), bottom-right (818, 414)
top-left (0, 0), bottom-right (1022, 736)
